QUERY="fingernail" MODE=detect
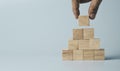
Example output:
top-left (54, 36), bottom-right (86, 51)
top-left (90, 14), bottom-right (95, 19)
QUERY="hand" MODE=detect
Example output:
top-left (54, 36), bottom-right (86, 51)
top-left (72, 0), bottom-right (102, 19)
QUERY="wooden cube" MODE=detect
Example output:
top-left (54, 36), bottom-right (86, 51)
top-left (83, 49), bottom-right (94, 60)
top-left (83, 28), bottom-right (94, 39)
top-left (62, 49), bottom-right (73, 60)
top-left (79, 40), bottom-right (89, 49)
top-left (89, 38), bottom-right (100, 49)
top-left (68, 39), bottom-right (79, 50)
top-left (73, 29), bottom-right (83, 40)
top-left (73, 50), bottom-right (83, 60)
top-left (78, 16), bottom-right (90, 26)
top-left (94, 49), bottom-right (104, 60)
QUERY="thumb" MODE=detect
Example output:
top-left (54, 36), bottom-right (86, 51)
top-left (88, 0), bottom-right (102, 19)
top-left (72, 0), bottom-right (80, 19)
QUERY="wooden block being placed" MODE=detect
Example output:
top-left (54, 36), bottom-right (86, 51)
top-left (73, 49), bottom-right (83, 60)
top-left (78, 16), bottom-right (90, 26)
top-left (89, 38), bottom-right (100, 49)
top-left (79, 40), bottom-right (89, 49)
top-left (68, 39), bottom-right (79, 50)
top-left (83, 28), bottom-right (94, 39)
top-left (73, 29), bottom-right (83, 40)
top-left (62, 49), bottom-right (73, 60)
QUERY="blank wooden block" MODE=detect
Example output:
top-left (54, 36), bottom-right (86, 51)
top-left (68, 39), bottom-right (79, 50)
top-left (73, 29), bottom-right (83, 40)
top-left (83, 49), bottom-right (94, 60)
top-left (79, 40), bottom-right (89, 49)
top-left (78, 16), bottom-right (90, 26)
top-left (89, 38), bottom-right (100, 49)
top-left (94, 49), bottom-right (104, 60)
top-left (83, 28), bottom-right (94, 39)
top-left (62, 49), bottom-right (73, 60)
top-left (73, 50), bottom-right (83, 60)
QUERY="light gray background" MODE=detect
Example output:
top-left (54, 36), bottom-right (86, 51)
top-left (0, 0), bottom-right (120, 71)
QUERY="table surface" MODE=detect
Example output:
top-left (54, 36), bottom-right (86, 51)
top-left (0, 54), bottom-right (120, 71)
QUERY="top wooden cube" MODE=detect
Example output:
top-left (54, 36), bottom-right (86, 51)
top-left (78, 16), bottom-right (90, 26)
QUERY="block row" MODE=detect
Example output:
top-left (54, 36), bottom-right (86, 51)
top-left (73, 28), bottom-right (94, 40)
top-left (62, 49), bottom-right (104, 60)
top-left (68, 38), bottom-right (100, 50)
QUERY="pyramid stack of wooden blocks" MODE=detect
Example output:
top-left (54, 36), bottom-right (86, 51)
top-left (62, 16), bottom-right (105, 60)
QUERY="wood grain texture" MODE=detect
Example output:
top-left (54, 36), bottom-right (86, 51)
top-left (62, 49), bottom-right (73, 60)
top-left (83, 55), bottom-right (94, 60)
top-left (78, 38), bottom-right (100, 49)
top-left (83, 49), bottom-right (94, 60)
top-left (79, 40), bottom-right (89, 49)
top-left (83, 49), bottom-right (94, 55)
top-left (94, 56), bottom-right (104, 60)
top-left (89, 38), bottom-right (100, 49)
top-left (73, 29), bottom-right (83, 40)
top-left (83, 28), bottom-right (94, 39)
top-left (95, 49), bottom-right (104, 56)
top-left (73, 50), bottom-right (83, 60)
top-left (68, 39), bottom-right (79, 50)
top-left (78, 16), bottom-right (90, 26)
